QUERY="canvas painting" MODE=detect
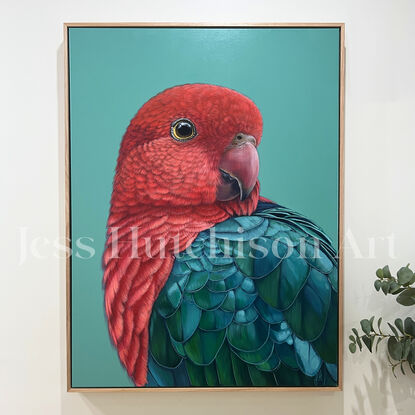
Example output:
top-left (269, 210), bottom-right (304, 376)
top-left (66, 24), bottom-right (344, 390)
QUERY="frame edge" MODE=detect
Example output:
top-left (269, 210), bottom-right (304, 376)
top-left (64, 22), bottom-right (72, 393)
top-left (63, 22), bottom-right (345, 28)
top-left (337, 22), bottom-right (345, 392)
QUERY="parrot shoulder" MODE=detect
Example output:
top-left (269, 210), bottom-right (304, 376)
top-left (148, 201), bottom-right (338, 387)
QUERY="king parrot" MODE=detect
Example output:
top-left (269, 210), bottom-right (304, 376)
top-left (103, 84), bottom-right (338, 388)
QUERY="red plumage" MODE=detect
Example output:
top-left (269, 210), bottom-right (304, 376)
top-left (103, 84), bottom-right (263, 386)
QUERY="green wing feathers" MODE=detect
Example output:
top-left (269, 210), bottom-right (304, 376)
top-left (148, 204), bottom-right (338, 387)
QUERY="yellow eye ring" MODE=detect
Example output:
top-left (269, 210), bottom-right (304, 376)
top-left (171, 118), bottom-right (197, 141)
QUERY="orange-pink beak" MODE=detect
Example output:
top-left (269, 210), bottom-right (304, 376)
top-left (217, 135), bottom-right (259, 201)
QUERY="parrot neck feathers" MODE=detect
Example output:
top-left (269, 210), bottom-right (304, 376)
top-left (103, 184), bottom-right (259, 386)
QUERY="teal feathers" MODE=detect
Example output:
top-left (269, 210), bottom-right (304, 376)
top-left (147, 202), bottom-right (338, 387)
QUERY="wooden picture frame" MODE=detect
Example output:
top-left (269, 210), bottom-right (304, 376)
top-left (65, 22), bottom-right (345, 392)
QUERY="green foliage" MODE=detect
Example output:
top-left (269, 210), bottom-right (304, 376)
top-left (374, 264), bottom-right (415, 303)
top-left (349, 264), bottom-right (415, 376)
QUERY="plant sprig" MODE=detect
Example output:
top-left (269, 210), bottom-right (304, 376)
top-left (349, 264), bottom-right (415, 377)
top-left (374, 264), bottom-right (415, 305)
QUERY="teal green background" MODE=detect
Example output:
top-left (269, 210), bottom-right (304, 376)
top-left (69, 27), bottom-right (340, 387)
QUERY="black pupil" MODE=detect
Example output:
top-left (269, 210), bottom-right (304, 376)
top-left (177, 122), bottom-right (192, 137)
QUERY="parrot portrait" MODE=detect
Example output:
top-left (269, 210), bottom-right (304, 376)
top-left (103, 83), bottom-right (338, 388)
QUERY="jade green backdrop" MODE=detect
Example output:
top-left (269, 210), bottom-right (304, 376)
top-left (68, 27), bottom-right (340, 387)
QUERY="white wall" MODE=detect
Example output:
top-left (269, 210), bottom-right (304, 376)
top-left (1, 0), bottom-right (415, 414)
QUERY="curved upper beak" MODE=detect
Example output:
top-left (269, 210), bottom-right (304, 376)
top-left (216, 134), bottom-right (259, 201)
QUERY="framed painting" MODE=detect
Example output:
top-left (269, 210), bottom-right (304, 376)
top-left (65, 23), bottom-right (344, 391)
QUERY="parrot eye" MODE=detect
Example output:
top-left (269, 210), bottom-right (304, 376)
top-left (171, 118), bottom-right (197, 141)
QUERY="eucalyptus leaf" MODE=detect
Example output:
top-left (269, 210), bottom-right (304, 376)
top-left (403, 339), bottom-right (411, 360)
top-left (388, 323), bottom-right (400, 340)
top-left (404, 317), bottom-right (415, 337)
top-left (381, 281), bottom-right (390, 295)
top-left (396, 288), bottom-right (415, 306)
top-left (377, 317), bottom-right (383, 333)
top-left (395, 318), bottom-right (405, 335)
top-left (397, 266), bottom-right (413, 285)
top-left (376, 268), bottom-right (384, 279)
top-left (361, 335), bottom-right (375, 352)
top-left (360, 319), bottom-right (372, 335)
top-left (382, 265), bottom-right (392, 279)
top-left (349, 343), bottom-right (357, 353)
top-left (389, 281), bottom-right (401, 294)
top-left (352, 328), bottom-right (362, 350)
top-left (374, 280), bottom-right (381, 291)
top-left (388, 337), bottom-right (403, 361)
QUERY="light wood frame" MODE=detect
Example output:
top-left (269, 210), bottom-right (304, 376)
top-left (64, 22), bottom-right (345, 392)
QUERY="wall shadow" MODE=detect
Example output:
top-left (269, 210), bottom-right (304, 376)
top-left (351, 359), bottom-right (415, 415)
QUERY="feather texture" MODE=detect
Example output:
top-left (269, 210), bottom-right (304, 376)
top-left (147, 201), bottom-right (338, 387)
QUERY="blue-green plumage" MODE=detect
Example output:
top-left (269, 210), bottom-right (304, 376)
top-left (147, 201), bottom-right (338, 387)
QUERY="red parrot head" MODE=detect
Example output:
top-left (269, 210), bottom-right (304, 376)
top-left (112, 84), bottom-right (263, 213)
